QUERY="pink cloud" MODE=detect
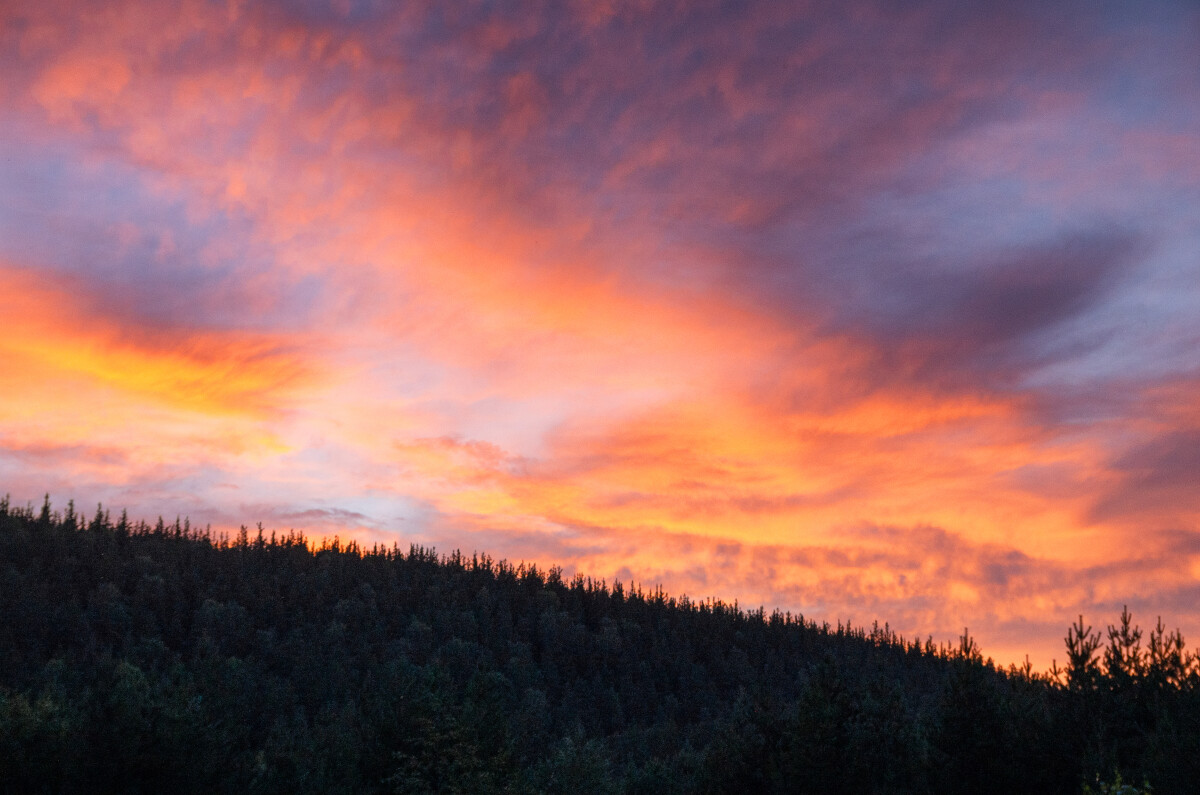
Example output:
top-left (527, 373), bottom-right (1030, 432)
top-left (1, 0), bottom-right (1197, 668)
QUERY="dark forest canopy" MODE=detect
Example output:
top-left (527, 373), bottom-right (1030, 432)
top-left (2, 496), bottom-right (1198, 794)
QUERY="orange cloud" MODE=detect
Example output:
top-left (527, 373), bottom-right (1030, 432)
top-left (3, 0), bottom-right (1198, 670)
top-left (0, 265), bottom-right (312, 417)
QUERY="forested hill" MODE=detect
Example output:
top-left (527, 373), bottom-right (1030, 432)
top-left (2, 498), bottom-right (1197, 793)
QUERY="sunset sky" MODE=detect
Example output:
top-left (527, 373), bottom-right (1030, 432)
top-left (2, 0), bottom-right (1198, 667)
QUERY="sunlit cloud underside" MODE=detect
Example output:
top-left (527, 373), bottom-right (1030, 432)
top-left (2, 0), bottom-right (1199, 666)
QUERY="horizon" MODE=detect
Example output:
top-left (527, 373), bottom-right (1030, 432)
top-left (1, 492), bottom-right (1102, 672)
top-left (2, 0), bottom-right (1198, 669)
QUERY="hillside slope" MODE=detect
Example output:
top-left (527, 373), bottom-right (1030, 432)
top-left (1, 497), bottom-right (1196, 793)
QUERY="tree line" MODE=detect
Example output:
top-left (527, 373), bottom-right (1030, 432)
top-left (1, 496), bottom-right (1197, 793)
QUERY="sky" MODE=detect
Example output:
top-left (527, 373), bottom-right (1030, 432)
top-left (1, 0), bottom-right (1198, 667)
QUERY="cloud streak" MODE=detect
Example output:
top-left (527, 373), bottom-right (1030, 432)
top-left (1, 0), bottom-right (1198, 666)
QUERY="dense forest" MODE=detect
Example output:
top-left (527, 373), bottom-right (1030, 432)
top-left (1, 497), bottom-right (1198, 793)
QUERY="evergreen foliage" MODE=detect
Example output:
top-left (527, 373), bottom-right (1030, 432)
top-left (1, 496), bottom-right (1197, 793)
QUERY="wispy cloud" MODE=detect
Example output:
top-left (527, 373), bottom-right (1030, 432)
top-left (1, 0), bottom-right (1198, 665)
